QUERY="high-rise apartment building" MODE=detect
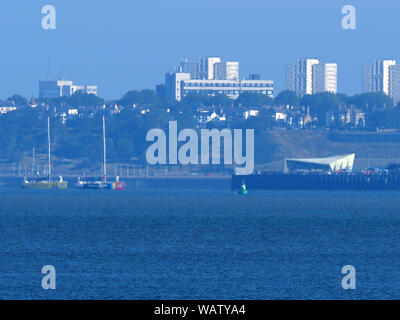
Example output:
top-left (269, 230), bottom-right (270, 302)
top-left (213, 62), bottom-right (239, 80)
top-left (179, 57), bottom-right (239, 81)
top-left (389, 65), bottom-right (400, 105)
top-left (179, 59), bottom-right (198, 79)
top-left (363, 59), bottom-right (396, 95)
top-left (285, 63), bottom-right (296, 92)
top-left (362, 64), bottom-right (373, 93)
top-left (198, 57), bottom-right (221, 80)
top-left (286, 59), bottom-right (338, 95)
top-left (286, 58), bottom-right (320, 96)
top-left (312, 63), bottom-right (338, 94)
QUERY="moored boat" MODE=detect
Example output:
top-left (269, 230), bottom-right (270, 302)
top-left (22, 176), bottom-right (68, 189)
top-left (21, 117), bottom-right (68, 190)
top-left (75, 176), bottom-right (110, 189)
top-left (75, 116), bottom-right (125, 191)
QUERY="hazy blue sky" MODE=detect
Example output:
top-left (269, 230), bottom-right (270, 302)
top-left (0, 0), bottom-right (398, 99)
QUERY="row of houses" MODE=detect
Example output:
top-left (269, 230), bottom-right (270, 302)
top-left (192, 105), bottom-right (366, 129)
top-left (0, 97), bottom-right (368, 130)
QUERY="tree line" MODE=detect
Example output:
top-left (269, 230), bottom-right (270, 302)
top-left (1, 89), bottom-right (400, 168)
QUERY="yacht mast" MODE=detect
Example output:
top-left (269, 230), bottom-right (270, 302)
top-left (32, 147), bottom-right (35, 175)
top-left (103, 116), bottom-right (107, 180)
top-left (48, 117), bottom-right (51, 181)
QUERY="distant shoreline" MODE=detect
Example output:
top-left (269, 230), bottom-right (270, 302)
top-left (0, 175), bottom-right (232, 180)
top-left (0, 175), bottom-right (232, 190)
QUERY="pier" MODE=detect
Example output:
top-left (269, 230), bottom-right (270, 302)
top-left (232, 173), bottom-right (400, 191)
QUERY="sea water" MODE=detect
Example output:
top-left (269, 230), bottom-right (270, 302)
top-left (0, 178), bottom-right (399, 299)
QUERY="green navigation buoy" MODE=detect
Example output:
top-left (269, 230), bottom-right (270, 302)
top-left (238, 180), bottom-right (248, 195)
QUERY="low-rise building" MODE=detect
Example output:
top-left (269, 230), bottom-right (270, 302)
top-left (0, 106), bottom-right (17, 114)
top-left (166, 72), bottom-right (274, 101)
top-left (39, 80), bottom-right (98, 98)
top-left (182, 78), bottom-right (273, 101)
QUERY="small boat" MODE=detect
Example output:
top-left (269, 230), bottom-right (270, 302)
top-left (75, 176), bottom-right (109, 189)
top-left (22, 176), bottom-right (67, 189)
top-left (74, 176), bottom-right (124, 190)
top-left (75, 116), bottom-right (125, 191)
top-left (238, 180), bottom-right (248, 195)
top-left (21, 117), bottom-right (68, 189)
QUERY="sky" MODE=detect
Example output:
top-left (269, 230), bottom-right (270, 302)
top-left (0, 0), bottom-right (398, 100)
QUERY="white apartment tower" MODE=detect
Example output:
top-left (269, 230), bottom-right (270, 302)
top-left (312, 63), bottom-right (338, 94)
top-left (286, 58), bottom-right (320, 96)
top-left (198, 57), bottom-right (221, 80)
top-left (179, 57), bottom-right (240, 81)
top-left (363, 59), bottom-right (396, 95)
top-left (287, 59), bottom-right (338, 95)
top-left (214, 62), bottom-right (239, 80)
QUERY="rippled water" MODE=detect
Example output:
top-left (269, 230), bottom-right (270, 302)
top-left (0, 178), bottom-right (399, 299)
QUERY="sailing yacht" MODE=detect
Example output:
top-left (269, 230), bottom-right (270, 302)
top-left (21, 117), bottom-right (68, 189)
top-left (75, 116), bottom-right (125, 190)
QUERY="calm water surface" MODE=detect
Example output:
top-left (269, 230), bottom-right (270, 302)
top-left (0, 178), bottom-right (399, 299)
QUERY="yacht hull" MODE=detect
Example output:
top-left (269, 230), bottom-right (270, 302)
top-left (21, 181), bottom-right (68, 189)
